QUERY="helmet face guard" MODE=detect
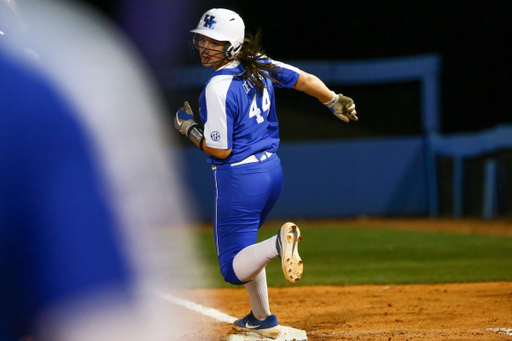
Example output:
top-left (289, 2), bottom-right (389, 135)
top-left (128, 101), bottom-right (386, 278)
top-left (189, 33), bottom-right (231, 66)
top-left (190, 8), bottom-right (245, 62)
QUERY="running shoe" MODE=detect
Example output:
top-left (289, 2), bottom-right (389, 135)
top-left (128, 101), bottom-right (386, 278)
top-left (276, 222), bottom-right (303, 283)
top-left (233, 311), bottom-right (280, 338)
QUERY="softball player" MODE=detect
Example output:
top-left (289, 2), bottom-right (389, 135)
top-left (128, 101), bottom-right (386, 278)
top-left (175, 8), bottom-right (357, 337)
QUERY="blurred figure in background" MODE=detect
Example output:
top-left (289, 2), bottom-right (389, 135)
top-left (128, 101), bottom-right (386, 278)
top-left (0, 0), bottom-right (199, 340)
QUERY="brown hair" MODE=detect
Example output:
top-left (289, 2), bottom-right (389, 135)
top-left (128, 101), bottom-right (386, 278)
top-left (236, 30), bottom-right (281, 89)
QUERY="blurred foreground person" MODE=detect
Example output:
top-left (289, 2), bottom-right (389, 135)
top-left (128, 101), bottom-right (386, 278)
top-left (0, 0), bottom-right (198, 340)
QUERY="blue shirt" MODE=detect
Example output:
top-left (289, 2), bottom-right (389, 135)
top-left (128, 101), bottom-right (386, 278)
top-left (199, 58), bottom-right (300, 165)
top-left (0, 50), bottom-right (131, 340)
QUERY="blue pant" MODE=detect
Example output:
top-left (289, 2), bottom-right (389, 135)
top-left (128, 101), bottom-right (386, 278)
top-left (213, 154), bottom-right (283, 285)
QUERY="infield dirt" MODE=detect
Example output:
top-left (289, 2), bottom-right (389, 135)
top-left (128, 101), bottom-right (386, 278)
top-left (168, 219), bottom-right (512, 340)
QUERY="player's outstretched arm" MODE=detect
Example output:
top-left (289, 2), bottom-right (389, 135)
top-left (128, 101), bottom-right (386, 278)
top-left (292, 70), bottom-right (358, 123)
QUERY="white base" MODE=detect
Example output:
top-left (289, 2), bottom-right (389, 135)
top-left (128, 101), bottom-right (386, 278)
top-left (224, 326), bottom-right (307, 341)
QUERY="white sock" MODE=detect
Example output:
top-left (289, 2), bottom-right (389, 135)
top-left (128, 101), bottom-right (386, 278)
top-left (244, 269), bottom-right (271, 320)
top-left (233, 235), bottom-right (278, 282)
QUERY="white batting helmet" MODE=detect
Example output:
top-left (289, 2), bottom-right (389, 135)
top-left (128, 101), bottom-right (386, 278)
top-left (190, 8), bottom-right (245, 58)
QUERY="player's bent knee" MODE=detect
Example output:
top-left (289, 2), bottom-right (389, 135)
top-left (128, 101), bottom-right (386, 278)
top-left (221, 263), bottom-right (245, 285)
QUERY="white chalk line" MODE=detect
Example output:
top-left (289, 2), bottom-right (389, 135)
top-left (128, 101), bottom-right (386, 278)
top-left (487, 328), bottom-right (512, 336)
top-left (158, 292), bottom-right (308, 341)
top-left (157, 291), bottom-right (237, 324)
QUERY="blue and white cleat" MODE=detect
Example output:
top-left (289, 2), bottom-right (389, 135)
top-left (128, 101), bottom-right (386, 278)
top-left (276, 222), bottom-right (303, 283)
top-left (233, 311), bottom-right (281, 338)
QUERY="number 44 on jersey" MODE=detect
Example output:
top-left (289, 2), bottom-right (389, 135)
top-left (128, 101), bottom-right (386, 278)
top-left (249, 88), bottom-right (270, 124)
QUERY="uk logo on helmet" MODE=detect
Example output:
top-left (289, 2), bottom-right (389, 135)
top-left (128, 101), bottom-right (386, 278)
top-left (203, 15), bottom-right (216, 29)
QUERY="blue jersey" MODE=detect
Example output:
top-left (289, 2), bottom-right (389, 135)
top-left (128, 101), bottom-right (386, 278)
top-left (0, 50), bottom-right (131, 339)
top-left (198, 58), bottom-right (300, 165)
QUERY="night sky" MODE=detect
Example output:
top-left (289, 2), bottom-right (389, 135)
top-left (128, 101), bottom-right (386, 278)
top-left (85, 0), bottom-right (511, 136)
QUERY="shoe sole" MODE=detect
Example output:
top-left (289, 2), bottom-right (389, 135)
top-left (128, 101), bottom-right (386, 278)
top-left (233, 325), bottom-right (281, 338)
top-left (279, 222), bottom-right (303, 283)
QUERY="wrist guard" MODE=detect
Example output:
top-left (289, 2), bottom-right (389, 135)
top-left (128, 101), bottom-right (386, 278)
top-left (187, 124), bottom-right (205, 151)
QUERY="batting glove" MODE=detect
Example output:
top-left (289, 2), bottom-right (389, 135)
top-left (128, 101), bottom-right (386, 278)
top-left (323, 92), bottom-right (358, 123)
top-left (174, 101), bottom-right (198, 136)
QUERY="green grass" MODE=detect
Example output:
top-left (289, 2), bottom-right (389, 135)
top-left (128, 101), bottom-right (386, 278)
top-left (196, 222), bottom-right (512, 288)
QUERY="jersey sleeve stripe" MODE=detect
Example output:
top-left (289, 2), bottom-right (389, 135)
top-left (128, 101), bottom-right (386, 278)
top-left (204, 75), bottom-right (234, 149)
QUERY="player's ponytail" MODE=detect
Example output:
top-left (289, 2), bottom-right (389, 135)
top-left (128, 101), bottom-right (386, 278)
top-left (237, 30), bottom-right (281, 89)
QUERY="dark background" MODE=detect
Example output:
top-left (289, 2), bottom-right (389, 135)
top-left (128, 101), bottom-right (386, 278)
top-left (81, 0), bottom-right (512, 217)
top-left (83, 0), bottom-right (511, 137)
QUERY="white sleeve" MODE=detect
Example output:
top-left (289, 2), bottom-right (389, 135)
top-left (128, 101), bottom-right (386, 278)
top-left (203, 75), bottom-right (233, 149)
top-left (268, 59), bottom-right (301, 88)
top-left (271, 59), bottom-right (301, 73)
